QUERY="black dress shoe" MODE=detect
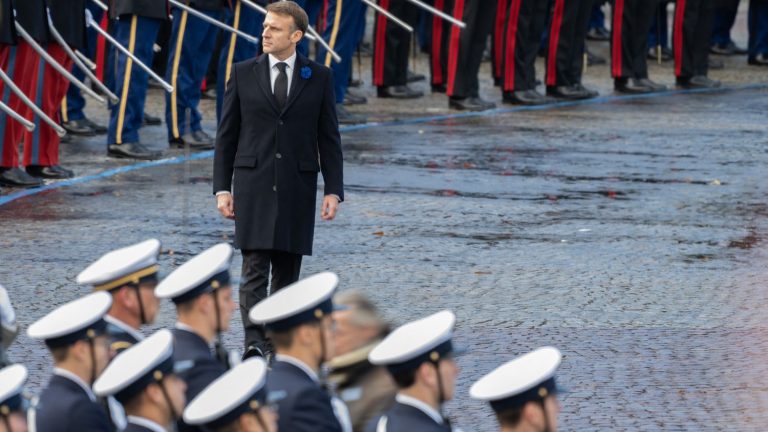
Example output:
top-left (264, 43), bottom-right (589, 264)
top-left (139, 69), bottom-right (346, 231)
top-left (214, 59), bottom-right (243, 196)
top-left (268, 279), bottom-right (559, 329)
top-left (676, 75), bottom-right (721, 89)
top-left (710, 41), bottom-right (747, 56)
top-left (586, 27), bottom-right (610, 41)
top-left (377, 85), bottom-right (424, 99)
top-left (407, 70), bottom-right (426, 83)
top-left (635, 78), bottom-right (667, 92)
top-left (143, 112), bottom-right (162, 126)
top-left (0, 167), bottom-right (43, 187)
top-left (503, 89), bottom-right (554, 105)
top-left (449, 96), bottom-right (493, 111)
top-left (468, 96), bottom-right (496, 110)
top-left (343, 90), bottom-right (367, 105)
top-left (108, 142), bottom-right (164, 160)
top-left (59, 133), bottom-right (72, 144)
top-left (26, 165), bottom-right (74, 179)
top-left (614, 78), bottom-right (654, 94)
top-left (62, 119), bottom-right (96, 136)
top-left (547, 84), bottom-right (598, 100)
top-left (82, 117), bottom-right (107, 134)
top-left (586, 49), bottom-right (606, 66)
top-left (348, 78), bottom-right (363, 88)
top-left (336, 104), bottom-right (367, 125)
top-left (172, 130), bottom-right (215, 150)
top-left (431, 83), bottom-right (447, 93)
top-left (748, 53), bottom-right (768, 66)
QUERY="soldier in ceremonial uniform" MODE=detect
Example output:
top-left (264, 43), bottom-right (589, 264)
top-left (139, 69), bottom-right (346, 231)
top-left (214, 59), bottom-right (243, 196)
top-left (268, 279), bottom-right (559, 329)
top-left (748, 0), bottom-right (768, 66)
top-left (27, 292), bottom-right (113, 432)
top-left (106, 0), bottom-right (169, 160)
top-left (611, 0), bottom-right (666, 94)
top-left (154, 243), bottom-right (237, 432)
top-left (673, 0), bottom-right (720, 88)
top-left (77, 239), bottom-right (163, 356)
top-left (94, 330), bottom-right (189, 432)
top-left (371, 0), bottom-right (422, 99)
top-left (498, 0), bottom-right (551, 105)
top-left (364, 310), bottom-right (461, 432)
top-left (470, 347), bottom-right (564, 432)
top-left (184, 358), bottom-right (278, 432)
top-left (249, 272), bottom-right (351, 432)
top-left (545, 0), bottom-right (599, 100)
top-left (165, 0), bottom-right (226, 150)
top-left (0, 364), bottom-right (29, 432)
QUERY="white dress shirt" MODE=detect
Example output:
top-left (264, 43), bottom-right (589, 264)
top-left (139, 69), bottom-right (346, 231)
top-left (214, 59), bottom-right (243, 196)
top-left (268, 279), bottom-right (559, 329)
top-left (268, 52), bottom-right (297, 96)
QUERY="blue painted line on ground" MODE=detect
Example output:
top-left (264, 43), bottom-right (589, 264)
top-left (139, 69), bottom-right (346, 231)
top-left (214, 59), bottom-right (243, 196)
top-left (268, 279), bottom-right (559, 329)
top-left (0, 82), bottom-right (765, 208)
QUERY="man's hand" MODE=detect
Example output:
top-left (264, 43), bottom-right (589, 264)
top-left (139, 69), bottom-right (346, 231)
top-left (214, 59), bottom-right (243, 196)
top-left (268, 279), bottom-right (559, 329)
top-left (217, 193), bottom-right (235, 220)
top-left (321, 195), bottom-right (340, 221)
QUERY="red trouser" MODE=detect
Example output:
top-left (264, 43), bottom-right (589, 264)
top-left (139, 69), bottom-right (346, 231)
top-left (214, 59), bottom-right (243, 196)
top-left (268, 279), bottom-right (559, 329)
top-left (0, 42), bottom-right (39, 168)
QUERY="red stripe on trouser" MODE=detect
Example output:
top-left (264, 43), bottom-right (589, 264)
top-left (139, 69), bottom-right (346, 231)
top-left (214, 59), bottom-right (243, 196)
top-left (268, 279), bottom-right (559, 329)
top-left (96, 13), bottom-right (109, 81)
top-left (373, 0), bottom-right (389, 86)
top-left (23, 44), bottom-right (71, 167)
top-left (1, 43), bottom-right (39, 168)
top-left (446, 0), bottom-right (465, 96)
top-left (493, 0), bottom-right (508, 78)
top-left (612, 0), bottom-right (625, 77)
top-left (673, 0), bottom-right (686, 76)
top-left (546, 0), bottom-right (565, 86)
top-left (431, 0), bottom-right (445, 84)
top-left (503, 0), bottom-right (522, 91)
top-left (320, 0), bottom-right (329, 32)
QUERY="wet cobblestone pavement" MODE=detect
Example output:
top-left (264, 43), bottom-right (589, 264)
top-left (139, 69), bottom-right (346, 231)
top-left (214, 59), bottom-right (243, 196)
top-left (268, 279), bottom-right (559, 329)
top-left (2, 19), bottom-right (768, 430)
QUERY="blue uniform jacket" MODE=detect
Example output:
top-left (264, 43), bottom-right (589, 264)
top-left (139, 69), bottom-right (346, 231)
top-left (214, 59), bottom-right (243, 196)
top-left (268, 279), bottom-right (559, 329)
top-left (35, 374), bottom-right (111, 432)
top-left (267, 360), bottom-right (343, 432)
top-left (172, 327), bottom-right (226, 432)
top-left (365, 402), bottom-right (452, 432)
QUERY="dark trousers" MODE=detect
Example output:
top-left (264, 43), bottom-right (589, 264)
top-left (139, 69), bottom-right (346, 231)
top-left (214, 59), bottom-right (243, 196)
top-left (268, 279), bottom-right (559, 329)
top-left (611, 0), bottom-right (659, 79)
top-left (501, 0), bottom-right (548, 92)
top-left (445, 0), bottom-right (495, 98)
top-left (648, 1), bottom-right (670, 49)
top-left (239, 249), bottom-right (303, 350)
top-left (317, 0), bottom-right (368, 103)
top-left (430, 0), bottom-right (450, 86)
top-left (748, 0), bottom-right (768, 57)
top-left (673, 0), bottom-right (715, 77)
top-left (62, 2), bottom-right (104, 123)
top-left (545, 0), bottom-right (594, 87)
top-left (711, 0), bottom-right (741, 46)
top-left (372, 0), bottom-right (418, 87)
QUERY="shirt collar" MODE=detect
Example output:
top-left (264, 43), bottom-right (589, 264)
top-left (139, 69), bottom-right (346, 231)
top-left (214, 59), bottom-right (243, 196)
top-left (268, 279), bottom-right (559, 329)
top-left (395, 393), bottom-right (444, 425)
top-left (126, 416), bottom-right (167, 432)
top-left (105, 315), bottom-right (144, 341)
top-left (53, 367), bottom-right (97, 402)
top-left (268, 51), bottom-right (297, 71)
top-left (275, 354), bottom-right (319, 383)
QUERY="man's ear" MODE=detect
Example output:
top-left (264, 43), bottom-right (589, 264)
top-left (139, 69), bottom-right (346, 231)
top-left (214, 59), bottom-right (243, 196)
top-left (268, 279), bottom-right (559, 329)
top-left (291, 30), bottom-right (303, 44)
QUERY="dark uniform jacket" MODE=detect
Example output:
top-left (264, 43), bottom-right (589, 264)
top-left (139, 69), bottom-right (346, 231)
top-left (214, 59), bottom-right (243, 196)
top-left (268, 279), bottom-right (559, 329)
top-left (365, 401), bottom-right (452, 432)
top-left (109, 0), bottom-right (170, 20)
top-left (267, 358), bottom-right (343, 432)
top-left (124, 417), bottom-right (167, 432)
top-left (172, 327), bottom-right (226, 432)
top-left (105, 315), bottom-right (142, 356)
top-left (213, 53), bottom-right (344, 255)
top-left (0, 0), bottom-right (17, 45)
top-left (186, 0), bottom-right (228, 11)
top-left (35, 373), bottom-right (112, 432)
top-left (329, 344), bottom-right (397, 432)
top-left (48, 0), bottom-right (87, 50)
top-left (14, 0), bottom-right (48, 43)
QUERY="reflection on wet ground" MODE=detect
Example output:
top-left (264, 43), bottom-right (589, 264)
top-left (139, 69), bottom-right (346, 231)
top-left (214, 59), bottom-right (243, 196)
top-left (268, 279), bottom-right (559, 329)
top-left (2, 89), bottom-right (768, 430)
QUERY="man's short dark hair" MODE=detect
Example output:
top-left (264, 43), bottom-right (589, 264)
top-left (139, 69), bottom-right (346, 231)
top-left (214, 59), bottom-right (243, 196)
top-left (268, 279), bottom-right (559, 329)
top-left (390, 368), bottom-right (417, 389)
top-left (266, 1), bottom-right (308, 34)
top-left (496, 406), bottom-right (523, 427)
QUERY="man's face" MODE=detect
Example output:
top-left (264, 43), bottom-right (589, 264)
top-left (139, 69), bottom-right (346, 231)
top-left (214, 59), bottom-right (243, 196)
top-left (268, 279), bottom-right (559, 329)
top-left (437, 357), bottom-right (459, 401)
top-left (543, 395), bottom-right (560, 432)
top-left (214, 286), bottom-right (236, 332)
top-left (262, 12), bottom-right (301, 57)
top-left (163, 374), bottom-right (187, 417)
top-left (138, 282), bottom-right (160, 324)
top-left (92, 334), bottom-right (110, 377)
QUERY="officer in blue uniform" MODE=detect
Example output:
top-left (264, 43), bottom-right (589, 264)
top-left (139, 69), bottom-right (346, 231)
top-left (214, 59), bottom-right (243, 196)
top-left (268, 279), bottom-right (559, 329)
top-left (470, 347), bottom-right (564, 432)
top-left (165, 0), bottom-right (226, 149)
top-left (748, 0), bottom-right (768, 66)
top-left (365, 310), bottom-right (462, 432)
top-left (107, 0), bottom-right (170, 160)
top-left (216, 0), bottom-right (263, 123)
top-left (77, 239), bottom-right (163, 356)
top-left (0, 364), bottom-right (29, 432)
top-left (155, 243), bottom-right (238, 432)
top-left (60, 0), bottom-right (107, 137)
top-left (94, 330), bottom-right (189, 432)
top-left (27, 292), bottom-right (114, 432)
top-left (184, 358), bottom-right (278, 431)
top-left (249, 272), bottom-right (351, 432)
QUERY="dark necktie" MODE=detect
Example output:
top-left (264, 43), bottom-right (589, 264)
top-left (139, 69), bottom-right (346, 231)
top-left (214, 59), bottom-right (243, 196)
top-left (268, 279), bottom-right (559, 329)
top-left (274, 62), bottom-right (288, 110)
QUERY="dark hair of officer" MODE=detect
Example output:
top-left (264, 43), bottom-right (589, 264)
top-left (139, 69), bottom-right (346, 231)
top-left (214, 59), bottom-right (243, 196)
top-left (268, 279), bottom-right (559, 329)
top-left (265, 1), bottom-right (308, 35)
top-left (496, 407), bottom-right (524, 427)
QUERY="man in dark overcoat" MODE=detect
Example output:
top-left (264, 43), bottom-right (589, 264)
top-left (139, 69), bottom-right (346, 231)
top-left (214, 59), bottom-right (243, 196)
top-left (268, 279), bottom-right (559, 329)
top-left (213, 0), bottom-right (344, 357)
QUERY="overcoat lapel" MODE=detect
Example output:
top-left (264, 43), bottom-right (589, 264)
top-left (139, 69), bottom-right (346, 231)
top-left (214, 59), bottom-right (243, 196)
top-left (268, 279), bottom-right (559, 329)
top-left (282, 54), bottom-right (310, 114)
top-left (253, 55), bottom-right (280, 114)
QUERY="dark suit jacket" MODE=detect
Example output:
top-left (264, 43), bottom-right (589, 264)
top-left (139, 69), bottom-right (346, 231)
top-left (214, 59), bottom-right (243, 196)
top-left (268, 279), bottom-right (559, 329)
top-left (109, 0), bottom-right (169, 20)
top-left (267, 360), bottom-right (343, 432)
top-left (364, 402), bottom-right (451, 432)
top-left (172, 328), bottom-right (227, 432)
top-left (48, 0), bottom-right (87, 50)
top-left (35, 375), bottom-right (112, 432)
top-left (15, 0), bottom-right (49, 43)
top-left (0, 0), bottom-right (17, 45)
top-left (213, 52), bottom-right (344, 255)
